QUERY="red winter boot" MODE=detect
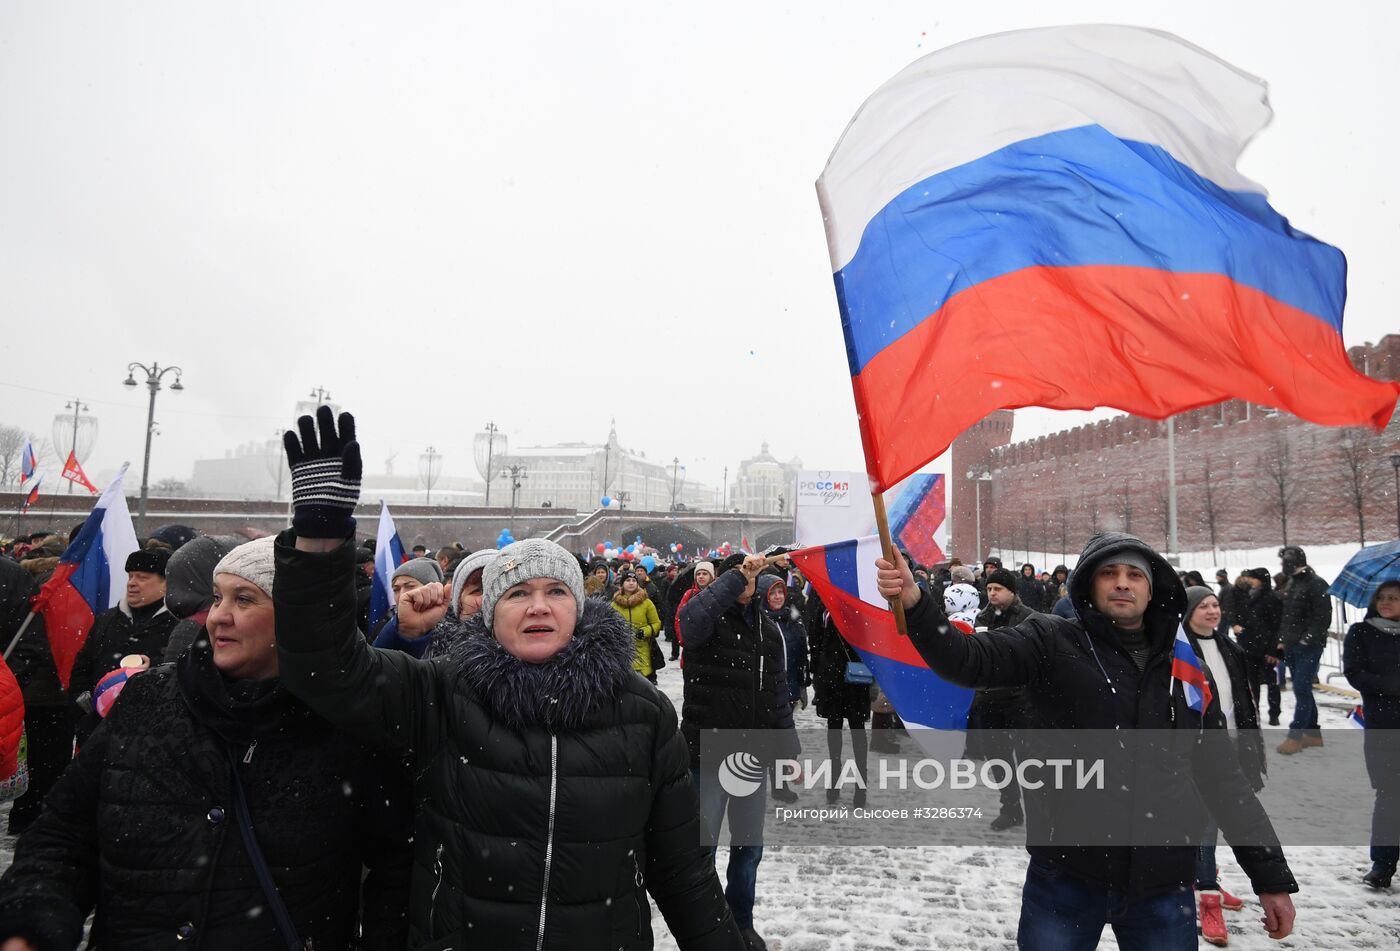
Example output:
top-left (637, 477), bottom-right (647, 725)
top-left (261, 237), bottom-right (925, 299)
top-left (1199, 891), bottom-right (1228, 946)
top-left (1217, 881), bottom-right (1244, 911)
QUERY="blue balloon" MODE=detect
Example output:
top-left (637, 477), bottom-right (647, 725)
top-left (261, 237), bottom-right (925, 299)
top-left (601, 496), bottom-right (612, 508)
top-left (641, 555), bottom-right (656, 572)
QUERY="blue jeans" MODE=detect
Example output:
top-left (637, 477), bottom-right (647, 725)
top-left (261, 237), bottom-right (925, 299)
top-left (1284, 644), bottom-right (1324, 739)
top-left (1195, 819), bottom-right (1219, 890)
top-left (692, 766), bottom-right (766, 930)
top-left (1018, 859), bottom-right (1196, 951)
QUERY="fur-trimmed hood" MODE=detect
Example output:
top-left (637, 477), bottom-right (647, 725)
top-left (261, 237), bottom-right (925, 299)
top-left (444, 595), bottom-right (637, 730)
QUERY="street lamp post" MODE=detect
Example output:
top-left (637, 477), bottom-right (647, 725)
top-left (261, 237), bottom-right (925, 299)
top-left (967, 469), bottom-right (993, 562)
top-left (670, 457), bottom-right (680, 510)
top-left (123, 362), bottom-right (184, 536)
top-left (420, 446), bottom-right (442, 505)
top-left (500, 464), bottom-right (527, 534)
top-left (1391, 452), bottom-right (1400, 538)
top-left (61, 399), bottom-right (90, 494)
top-left (483, 421), bottom-right (499, 506)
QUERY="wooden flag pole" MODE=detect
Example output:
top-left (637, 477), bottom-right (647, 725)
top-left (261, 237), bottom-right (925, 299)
top-left (871, 490), bottom-right (909, 636)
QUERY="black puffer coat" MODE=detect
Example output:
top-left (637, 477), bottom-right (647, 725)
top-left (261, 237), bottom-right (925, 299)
top-left (905, 531), bottom-right (1296, 899)
top-left (1343, 618), bottom-right (1400, 789)
top-left (1232, 582), bottom-right (1283, 658)
top-left (679, 569), bottom-right (799, 759)
top-left (1279, 566), bottom-right (1332, 649)
top-left (272, 532), bottom-right (745, 951)
top-left (0, 639), bottom-right (413, 950)
top-left (806, 589), bottom-right (873, 722)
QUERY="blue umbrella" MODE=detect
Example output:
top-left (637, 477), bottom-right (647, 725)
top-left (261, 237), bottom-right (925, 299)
top-left (1329, 539), bottom-right (1400, 609)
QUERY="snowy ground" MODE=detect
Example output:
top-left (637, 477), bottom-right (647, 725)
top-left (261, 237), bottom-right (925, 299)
top-left (0, 659), bottom-right (1393, 949)
top-left (650, 661), bottom-right (1400, 951)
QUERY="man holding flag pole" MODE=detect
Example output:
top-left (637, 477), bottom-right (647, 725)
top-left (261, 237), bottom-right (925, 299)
top-left (804, 21), bottom-right (1400, 949)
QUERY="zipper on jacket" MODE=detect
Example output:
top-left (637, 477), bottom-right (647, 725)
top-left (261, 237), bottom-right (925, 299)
top-left (430, 843), bottom-right (446, 937)
top-left (535, 733), bottom-right (559, 951)
top-left (242, 739), bottom-right (257, 764)
top-left (632, 851), bottom-right (645, 937)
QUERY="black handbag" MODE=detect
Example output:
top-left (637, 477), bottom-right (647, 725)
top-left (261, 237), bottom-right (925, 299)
top-left (649, 635), bottom-right (667, 670)
top-left (225, 744), bottom-right (307, 950)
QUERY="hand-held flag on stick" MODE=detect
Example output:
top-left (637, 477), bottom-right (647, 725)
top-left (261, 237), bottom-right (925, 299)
top-left (19, 441), bottom-right (37, 484)
top-left (29, 466), bottom-right (138, 689)
top-left (61, 451), bottom-right (98, 495)
top-left (369, 501), bottom-right (408, 632)
top-left (19, 475), bottom-right (43, 514)
top-left (791, 537), bottom-right (974, 741)
top-left (816, 24), bottom-right (1398, 496)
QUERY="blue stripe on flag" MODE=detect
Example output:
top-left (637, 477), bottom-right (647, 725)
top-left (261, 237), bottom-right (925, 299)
top-left (834, 125), bottom-right (1346, 374)
top-left (825, 539), bottom-right (860, 601)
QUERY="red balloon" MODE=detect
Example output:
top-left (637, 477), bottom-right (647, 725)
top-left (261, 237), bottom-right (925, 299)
top-left (595, 543), bottom-right (605, 553)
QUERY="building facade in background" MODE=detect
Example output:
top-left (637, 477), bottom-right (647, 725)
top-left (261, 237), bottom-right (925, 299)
top-left (949, 335), bottom-right (1400, 561)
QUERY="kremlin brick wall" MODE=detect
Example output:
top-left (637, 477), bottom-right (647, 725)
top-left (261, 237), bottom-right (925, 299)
top-left (948, 335), bottom-right (1400, 561)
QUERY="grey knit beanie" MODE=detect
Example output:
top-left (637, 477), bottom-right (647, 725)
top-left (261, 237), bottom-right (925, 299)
top-left (450, 548), bottom-right (498, 615)
top-left (481, 539), bottom-right (585, 629)
top-left (392, 557), bottom-right (444, 586)
top-left (212, 536), bottom-right (276, 598)
top-left (1184, 586), bottom-right (1218, 630)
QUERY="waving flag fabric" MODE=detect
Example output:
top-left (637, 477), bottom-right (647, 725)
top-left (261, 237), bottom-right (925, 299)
top-left (30, 466), bottom-right (138, 689)
top-left (1172, 625), bottom-right (1214, 715)
top-left (19, 475), bottom-right (43, 514)
top-left (19, 441), bottom-right (36, 484)
top-left (369, 501), bottom-right (407, 632)
top-left (791, 536), bottom-right (974, 734)
top-left (61, 451), bottom-right (98, 495)
top-left (817, 25), bottom-right (1399, 491)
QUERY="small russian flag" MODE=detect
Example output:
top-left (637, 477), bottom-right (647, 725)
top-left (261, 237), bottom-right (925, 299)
top-left (19, 440), bottom-right (37, 484)
top-left (1171, 624), bottom-right (1214, 715)
top-left (1347, 706), bottom-right (1366, 730)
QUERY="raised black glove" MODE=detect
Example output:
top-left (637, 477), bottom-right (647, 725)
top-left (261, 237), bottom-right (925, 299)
top-left (283, 406), bottom-right (362, 538)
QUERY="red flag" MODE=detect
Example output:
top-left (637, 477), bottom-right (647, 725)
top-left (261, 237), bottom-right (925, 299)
top-left (20, 475), bottom-right (43, 513)
top-left (31, 467), bottom-right (138, 689)
top-left (61, 451), bottom-right (98, 495)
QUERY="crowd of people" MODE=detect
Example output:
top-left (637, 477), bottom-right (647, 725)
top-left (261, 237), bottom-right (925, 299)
top-left (0, 406), bottom-right (1392, 949)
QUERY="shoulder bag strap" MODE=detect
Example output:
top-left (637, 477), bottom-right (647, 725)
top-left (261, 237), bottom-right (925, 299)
top-left (224, 744), bottom-right (305, 951)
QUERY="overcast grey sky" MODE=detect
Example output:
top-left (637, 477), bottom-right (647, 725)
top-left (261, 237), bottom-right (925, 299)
top-left (3, 1), bottom-right (1396, 495)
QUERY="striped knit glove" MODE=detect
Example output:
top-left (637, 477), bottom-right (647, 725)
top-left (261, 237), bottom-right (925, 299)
top-left (283, 406), bottom-right (362, 539)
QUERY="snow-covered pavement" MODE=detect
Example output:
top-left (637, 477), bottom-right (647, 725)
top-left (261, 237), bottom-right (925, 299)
top-left (0, 659), bottom-right (1393, 949)
top-left (651, 660), bottom-right (1400, 950)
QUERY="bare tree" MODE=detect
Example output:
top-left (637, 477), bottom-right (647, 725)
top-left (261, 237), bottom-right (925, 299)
top-left (1198, 459), bottom-right (1225, 554)
top-left (0, 425), bottom-right (25, 487)
top-left (1156, 482), bottom-right (1172, 551)
top-left (1087, 493), bottom-right (1100, 534)
top-left (1333, 428), bottom-right (1385, 545)
top-left (1117, 487), bottom-right (1134, 535)
top-left (1258, 432), bottom-right (1297, 545)
top-left (1056, 500), bottom-right (1070, 562)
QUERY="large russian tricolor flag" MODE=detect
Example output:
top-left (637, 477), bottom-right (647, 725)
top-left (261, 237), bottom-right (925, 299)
top-left (791, 536), bottom-right (974, 735)
top-left (30, 465), bottom-right (138, 690)
top-left (817, 25), bottom-right (1399, 491)
top-left (369, 501), bottom-right (407, 632)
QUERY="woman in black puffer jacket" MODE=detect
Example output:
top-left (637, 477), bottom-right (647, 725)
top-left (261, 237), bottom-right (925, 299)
top-left (275, 522), bottom-right (745, 947)
top-left (0, 536), bottom-right (413, 951)
top-left (1343, 580), bottom-right (1400, 890)
top-left (268, 406), bottom-right (743, 951)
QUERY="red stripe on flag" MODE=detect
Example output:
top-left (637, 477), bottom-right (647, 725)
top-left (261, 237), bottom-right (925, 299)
top-left (791, 548), bottom-right (929, 669)
top-left (851, 265), bottom-right (1400, 491)
top-left (31, 562), bottom-right (97, 691)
